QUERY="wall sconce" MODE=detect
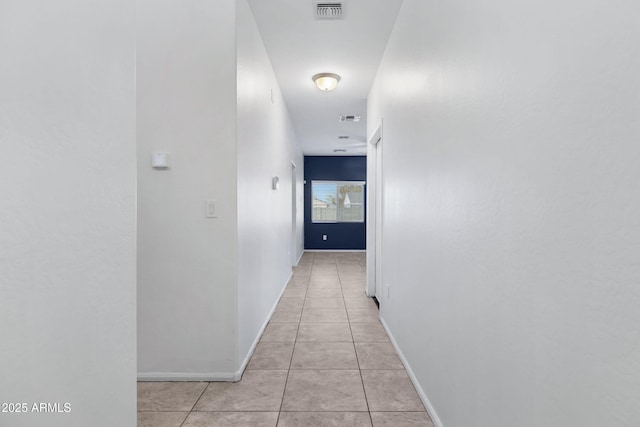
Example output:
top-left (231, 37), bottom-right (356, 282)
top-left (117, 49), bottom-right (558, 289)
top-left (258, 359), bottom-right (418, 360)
top-left (312, 73), bottom-right (341, 91)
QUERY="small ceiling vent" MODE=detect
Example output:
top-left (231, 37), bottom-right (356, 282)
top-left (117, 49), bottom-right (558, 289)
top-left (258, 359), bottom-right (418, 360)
top-left (315, 2), bottom-right (344, 20)
top-left (339, 114), bottom-right (361, 123)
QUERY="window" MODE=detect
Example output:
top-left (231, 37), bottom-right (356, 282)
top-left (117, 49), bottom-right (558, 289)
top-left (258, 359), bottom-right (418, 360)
top-left (312, 181), bottom-right (365, 223)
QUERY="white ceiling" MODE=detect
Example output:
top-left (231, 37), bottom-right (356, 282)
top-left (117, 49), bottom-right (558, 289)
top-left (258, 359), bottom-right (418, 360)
top-left (247, 0), bottom-right (403, 156)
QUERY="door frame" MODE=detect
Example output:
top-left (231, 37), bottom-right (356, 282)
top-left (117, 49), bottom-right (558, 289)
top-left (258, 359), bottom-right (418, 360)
top-left (291, 160), bottom-right (298, 267)
top-left (366, 122), bottom-right (383, 298)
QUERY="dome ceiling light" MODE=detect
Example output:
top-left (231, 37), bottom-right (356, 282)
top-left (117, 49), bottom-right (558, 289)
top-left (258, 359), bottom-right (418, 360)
top-left (312, 73), bottom-right (341, 91)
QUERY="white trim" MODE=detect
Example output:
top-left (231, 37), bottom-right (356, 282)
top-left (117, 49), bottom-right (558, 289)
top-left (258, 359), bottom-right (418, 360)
top-left (137, 372), bottom-right (235, 382)
top-left (295, 250), bottom-right (304, 266)
top-left (233, 271), bottom-right (292, 381)
top-left (380, 317), bottom-right (444, 427)
top-left (292, 162), bottom-right (298, 267)
top-left (367, 121), bottom-right (383, 298)
top-left (369, 124), bottom-right (383, 147)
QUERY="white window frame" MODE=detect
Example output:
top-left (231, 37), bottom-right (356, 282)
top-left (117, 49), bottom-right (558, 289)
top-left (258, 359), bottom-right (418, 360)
top-left (311, 180), bottom-right (365, 224)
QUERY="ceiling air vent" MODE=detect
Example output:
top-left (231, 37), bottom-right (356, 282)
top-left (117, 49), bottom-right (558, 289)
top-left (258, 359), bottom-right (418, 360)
top-left (339, 114), bottom-right (361, 123)
top-left (314, 1), bottom-right (344, 20)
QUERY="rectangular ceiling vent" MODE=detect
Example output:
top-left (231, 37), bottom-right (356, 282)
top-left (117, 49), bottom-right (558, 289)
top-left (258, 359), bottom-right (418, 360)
top-left (314, 2), bottom-right (344, 20)
top-left (339, 114), bottom-right (361, 123)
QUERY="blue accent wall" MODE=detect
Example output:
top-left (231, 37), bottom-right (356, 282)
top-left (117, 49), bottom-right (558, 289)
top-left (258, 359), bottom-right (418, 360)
top-left (304, 156), bottom-right (366, 250)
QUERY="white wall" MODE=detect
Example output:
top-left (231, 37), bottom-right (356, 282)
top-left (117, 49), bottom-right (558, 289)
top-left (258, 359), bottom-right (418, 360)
top-left (237, 0), bottom-right (304, 372)
top-left (0, 1), bottom-right (136, 426)
top-left (137, 0), bottom-right (303, 379)
top-left (137, 0), bottom-right (238, 379)
top-left (369, 1), bottom-right (640, 426)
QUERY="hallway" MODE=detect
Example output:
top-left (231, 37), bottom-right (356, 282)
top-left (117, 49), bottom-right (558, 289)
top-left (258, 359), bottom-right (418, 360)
top-left (138, 252), bottom-right (433, 426)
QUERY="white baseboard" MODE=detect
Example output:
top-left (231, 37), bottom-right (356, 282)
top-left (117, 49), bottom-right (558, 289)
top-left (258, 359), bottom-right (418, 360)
top-left (233, 271), bottom-right (292, 381)
top-left (380, 317), bottom-right (444, 427)
top-left (138, 272), bottom-right (293, 383)
top-left (137, 372), bottom-right (235, 382)
top-left (295, 250), bottom-right (304, 267)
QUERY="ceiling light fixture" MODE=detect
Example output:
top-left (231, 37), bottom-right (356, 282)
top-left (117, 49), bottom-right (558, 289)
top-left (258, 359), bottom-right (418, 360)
top-left (312, 73), bottom-right (341, 91)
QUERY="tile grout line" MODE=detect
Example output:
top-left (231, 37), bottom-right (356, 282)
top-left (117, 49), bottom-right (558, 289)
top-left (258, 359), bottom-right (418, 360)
top-left (340, 260), bottom-right (375, 427)
top-left (276, 257), bottom-right (310, 425)
top-left (179, 381), bottom-right (210, 426)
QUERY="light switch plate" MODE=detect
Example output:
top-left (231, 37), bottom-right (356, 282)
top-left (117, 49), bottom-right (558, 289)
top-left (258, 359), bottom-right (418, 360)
top-left (205, 200), bottom-right (217, 218)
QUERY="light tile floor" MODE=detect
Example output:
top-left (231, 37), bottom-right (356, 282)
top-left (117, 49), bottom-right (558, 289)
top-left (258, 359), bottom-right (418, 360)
top-left (138, 252), bottom-right (434, 427)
